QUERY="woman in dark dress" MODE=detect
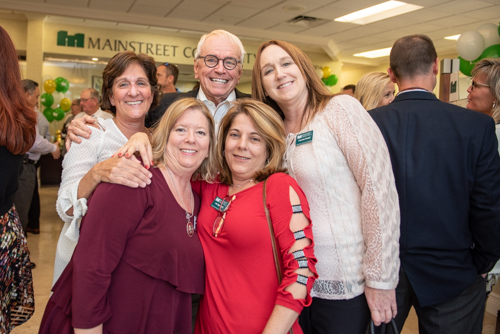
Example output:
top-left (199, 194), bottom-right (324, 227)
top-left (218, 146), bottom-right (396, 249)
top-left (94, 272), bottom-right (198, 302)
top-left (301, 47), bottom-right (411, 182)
top-left (0, 26), bottom-right (37, 333)
top-left (39, 95), bottom-right (217, 333)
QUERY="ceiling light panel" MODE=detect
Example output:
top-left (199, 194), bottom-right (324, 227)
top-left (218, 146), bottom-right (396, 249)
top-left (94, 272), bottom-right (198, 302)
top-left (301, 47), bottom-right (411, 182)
top-left (335, 1), bottom-right (423, 25)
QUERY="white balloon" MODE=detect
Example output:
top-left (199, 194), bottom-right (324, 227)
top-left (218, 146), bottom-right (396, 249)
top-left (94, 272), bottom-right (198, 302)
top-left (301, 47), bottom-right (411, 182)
top-left (456, 30), bottom-right (485, 61)
top-left (477, 23), bottom-right (500, 49)
top-left (315, 68), bottom-right (323, 79)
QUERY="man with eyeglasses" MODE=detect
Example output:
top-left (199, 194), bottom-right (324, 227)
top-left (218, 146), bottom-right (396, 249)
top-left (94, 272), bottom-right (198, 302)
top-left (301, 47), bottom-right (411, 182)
top-left (156, 62), bottom-right (179, 95)
top-left (369, 35), bottom-right (500, 333)
top-left (75, 88), bottom-right (113, 120)
top-left (145, 29), bottom-right (250, 127)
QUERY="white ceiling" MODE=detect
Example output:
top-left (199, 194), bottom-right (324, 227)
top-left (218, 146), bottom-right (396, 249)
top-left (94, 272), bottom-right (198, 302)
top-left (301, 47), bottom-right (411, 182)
top-left (0, 0), bottom-right (499, 70)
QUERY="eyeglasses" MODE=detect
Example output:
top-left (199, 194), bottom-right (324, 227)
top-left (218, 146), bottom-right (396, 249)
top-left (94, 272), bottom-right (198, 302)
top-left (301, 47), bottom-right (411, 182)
top-left (198, 55), bottom-right (241, 70)
top-left (470, 79), bottom-right (490, 91)
top-left (213, 195), bottom-right (236, 237)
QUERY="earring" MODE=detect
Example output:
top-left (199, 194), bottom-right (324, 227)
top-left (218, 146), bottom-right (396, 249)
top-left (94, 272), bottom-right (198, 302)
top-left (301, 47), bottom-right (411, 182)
top-left (266, 158), bottom-right (270, 165)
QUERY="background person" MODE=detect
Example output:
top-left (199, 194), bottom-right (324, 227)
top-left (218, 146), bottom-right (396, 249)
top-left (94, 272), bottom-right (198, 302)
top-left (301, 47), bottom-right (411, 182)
top-left (74, 88), bottom-right (113, 120)
top-left (40, 97), bottom-right (215, 334)
top-left (354, 72), bottom-right (395, 111)
top-left (53, 51), bottom-right (158, 286)
top-left (369, 35), bottom-right (500, 334)
top-left (253, 40), bottom-right (400, 333)
top-left (156, 62), bottom-right (179, 95)
top-left (466, 58), bottom-right (500, 295)
top-left (341, 84), bottom-right (356, 96)
top-left (0, 25), bottom-right (36, 333)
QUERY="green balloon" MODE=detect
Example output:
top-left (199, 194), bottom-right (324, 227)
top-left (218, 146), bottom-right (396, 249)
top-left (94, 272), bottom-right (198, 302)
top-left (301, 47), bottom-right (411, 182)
top-left (325, 74), bottom-right (338, 86)
top-left (55, 77), bottom-right (69, 93)
top-left (43, 108), bottom-right (55, 122)
top-left (458, 56), bottom-right (476, 77)
top-left (40, 93), bottom-right (54, 108)
top-left (321, 78), bottom-right (327, 84)
top-left (54, 107), bottom-right (65, 121)
top-left (480, 43), bottom-right (500, 59)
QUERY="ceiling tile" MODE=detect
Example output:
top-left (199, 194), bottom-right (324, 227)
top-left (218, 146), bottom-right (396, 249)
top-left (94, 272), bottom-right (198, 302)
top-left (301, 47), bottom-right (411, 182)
top-left (326, 25), bottom-right (385, 41)
top-left (235, 18), bottom-right (278, 30)
top-left (128, 4), bottom-right (173, 16)
top-left (297, 21), bottom-right (351, 37)
top-left (166, 8), bottom-right (209, 20)
top-left (213, 4), bottom-right (262, 19)
top-left (176, 0), bottom-right (227, 13)
top-left (462, 6), bottom-right (500, 20)
top-left (134, 0), bottom-right (181, 5)
top-left (427, 0), bottom-right (494, 14)
top-left (202, 14), bottom-right (242, 25)
top-left (426, 15), bottom-right (480, 28)
top-left (88, 0), bottom-right (135, 12)
top-left (223, 0), bottom-right (283, 10)
top-left (266, 22), bottom-right (312, 34)
top-left (46, 0), bottom-right (87, 7)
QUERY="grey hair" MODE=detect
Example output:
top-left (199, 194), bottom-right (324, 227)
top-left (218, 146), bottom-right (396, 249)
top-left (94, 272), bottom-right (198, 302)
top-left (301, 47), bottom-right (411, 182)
top-left (194, 29), bottom-right (245, 63)
top-left (21, 79), bottom-right (38, 95)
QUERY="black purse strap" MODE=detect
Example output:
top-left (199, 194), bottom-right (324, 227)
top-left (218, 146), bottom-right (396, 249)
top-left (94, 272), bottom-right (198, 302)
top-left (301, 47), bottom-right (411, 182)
top-left (368, 319), bottom-right (399, 334)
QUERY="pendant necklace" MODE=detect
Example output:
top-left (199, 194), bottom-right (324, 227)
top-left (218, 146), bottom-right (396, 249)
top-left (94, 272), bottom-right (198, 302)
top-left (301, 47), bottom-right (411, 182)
top-left (164, 162), bottom-right (195, 237)
top-left (231, 179), bottom-right (253, 188)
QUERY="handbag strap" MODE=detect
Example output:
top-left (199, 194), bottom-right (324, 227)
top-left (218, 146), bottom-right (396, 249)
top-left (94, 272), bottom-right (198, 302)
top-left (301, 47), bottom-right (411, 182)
top-left (263, 179), bottom-right (283, 283)
top-left (262, 179), bottom-right (294, 334)
top-left (368, 319), bottom-right (399, 334)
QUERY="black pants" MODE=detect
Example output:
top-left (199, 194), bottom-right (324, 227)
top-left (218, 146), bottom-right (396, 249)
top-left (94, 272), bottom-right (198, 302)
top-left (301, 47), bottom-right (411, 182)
top-left (395, 267), bottom-right (486, 334)
top-left (27, 163), bottom-right (41, 231)
top-left (299, 293), bottom-right (371, 334)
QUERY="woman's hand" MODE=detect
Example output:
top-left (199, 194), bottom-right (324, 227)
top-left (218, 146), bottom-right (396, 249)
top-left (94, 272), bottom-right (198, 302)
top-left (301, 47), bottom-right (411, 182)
top-left (114, 132), bottom-right (153, 167)
top-left (65, 115), bottom-right (95, 151)
top-left (365, 286), bottom-right (397, 326)
top-left (262, 305), bottom-right (298, 334)
top-left (92, 155), bottom-right (152, 188)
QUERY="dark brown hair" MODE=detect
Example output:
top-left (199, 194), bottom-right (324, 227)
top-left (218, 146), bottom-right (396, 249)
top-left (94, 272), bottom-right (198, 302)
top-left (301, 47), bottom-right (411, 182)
top-left (252, 40), bottom-right (333, 128)
top-left (217, 99), bottom-right (287, 185)
top-left (101, 51), bottom-right (159, 114)
top-left (0, 26), bottom-right (36, 155)
top-left (390, 34), bottom-right (437, 80)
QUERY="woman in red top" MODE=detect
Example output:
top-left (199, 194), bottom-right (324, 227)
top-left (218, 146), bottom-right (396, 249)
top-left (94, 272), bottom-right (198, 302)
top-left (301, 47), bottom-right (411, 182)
top-left (193, 99), bottom-right (317, 333)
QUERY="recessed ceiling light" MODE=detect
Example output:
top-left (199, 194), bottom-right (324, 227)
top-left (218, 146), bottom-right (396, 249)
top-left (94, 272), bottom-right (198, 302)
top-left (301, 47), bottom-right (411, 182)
top-left (444, 35), bottom-right (461, 41)
top-left (354, 47), bottom-right (392, 58)
top-left (335, 1), bottom-right (423, 25)
top-left (92, 58), bottom-right (98, 61)
top-left (282, 5), bottom-right (306, 12)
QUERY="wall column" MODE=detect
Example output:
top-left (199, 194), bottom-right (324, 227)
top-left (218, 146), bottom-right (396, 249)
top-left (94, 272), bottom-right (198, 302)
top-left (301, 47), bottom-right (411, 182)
top-left (25, 14), bottom-right (46, 86)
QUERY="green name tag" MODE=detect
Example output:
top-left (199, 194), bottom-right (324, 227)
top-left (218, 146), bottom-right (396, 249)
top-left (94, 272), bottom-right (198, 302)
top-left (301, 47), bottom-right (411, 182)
top-left (211, 197), bottom-right (223, 210)
top-left (296, 130), bottom-right (313, 146)
top-left (211, 197), bottom-right (229, 211)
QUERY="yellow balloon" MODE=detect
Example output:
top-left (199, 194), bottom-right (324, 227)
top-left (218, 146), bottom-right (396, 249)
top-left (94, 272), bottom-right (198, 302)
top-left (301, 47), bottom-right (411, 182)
top-left (60, 98), bottom-right (72, 112)
top-left (322, 66), bottom-right (331, 79)
top-left (44, 79), bottom-right (56, 94)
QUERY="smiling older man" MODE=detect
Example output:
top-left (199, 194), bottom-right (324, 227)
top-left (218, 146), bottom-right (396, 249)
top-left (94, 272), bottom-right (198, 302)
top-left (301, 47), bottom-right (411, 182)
top-left (145, 29), bottom-right (250, 127)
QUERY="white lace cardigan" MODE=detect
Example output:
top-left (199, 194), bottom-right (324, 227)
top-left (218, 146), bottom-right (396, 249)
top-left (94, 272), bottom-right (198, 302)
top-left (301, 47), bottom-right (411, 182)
top-left (284, 95), bottom-right (400, 300)
top-left (54, 118), bottom-right (127, 286)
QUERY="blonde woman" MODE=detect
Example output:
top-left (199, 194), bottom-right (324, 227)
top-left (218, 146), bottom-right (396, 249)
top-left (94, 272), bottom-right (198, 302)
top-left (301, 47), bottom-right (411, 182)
top-left (355, 72), bottom-right (396, 111)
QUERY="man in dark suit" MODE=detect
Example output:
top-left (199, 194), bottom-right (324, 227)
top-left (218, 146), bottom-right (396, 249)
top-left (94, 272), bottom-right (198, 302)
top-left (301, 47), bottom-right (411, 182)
top-left (369, 34), bottom-right (500, 334)
top-left (145, 29), bottom-right (250, 127)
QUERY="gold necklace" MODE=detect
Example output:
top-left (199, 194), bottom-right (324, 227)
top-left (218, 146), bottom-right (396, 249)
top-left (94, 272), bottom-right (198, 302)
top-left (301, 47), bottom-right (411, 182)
top-left (163, 161), bottom-right (195, 237)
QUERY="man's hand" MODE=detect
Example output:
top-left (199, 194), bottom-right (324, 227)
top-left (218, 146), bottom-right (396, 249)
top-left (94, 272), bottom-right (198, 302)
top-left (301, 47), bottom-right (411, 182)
top-left (94, 155), bottom-right (152, 188)
top-left (365, 287), bottom-right (397, 326)
top-left (114, 132), bottom-right (153, 168)
top-left (65, 115), bottom-right (95, 151)
top-left (51, 144), bottom-right (61, 159)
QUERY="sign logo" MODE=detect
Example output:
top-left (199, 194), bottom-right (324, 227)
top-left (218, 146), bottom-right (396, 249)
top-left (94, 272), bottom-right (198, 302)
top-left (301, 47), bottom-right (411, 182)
top-left (450, 81), bottom-right (457, 94)
top-left (57, 31), bottom-right (84, 48)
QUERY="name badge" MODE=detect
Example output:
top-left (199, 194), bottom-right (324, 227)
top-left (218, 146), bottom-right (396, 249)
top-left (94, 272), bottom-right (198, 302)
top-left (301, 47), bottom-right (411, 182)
top-left (211, 197), bottom-right (223, 210)
top-left (296, 130), bottom-right (313, 146)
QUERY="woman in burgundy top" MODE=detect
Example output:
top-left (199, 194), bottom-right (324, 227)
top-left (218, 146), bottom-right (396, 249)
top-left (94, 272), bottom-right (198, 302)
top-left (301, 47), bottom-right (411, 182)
top-left (39, 96), bottom-right (217, 333)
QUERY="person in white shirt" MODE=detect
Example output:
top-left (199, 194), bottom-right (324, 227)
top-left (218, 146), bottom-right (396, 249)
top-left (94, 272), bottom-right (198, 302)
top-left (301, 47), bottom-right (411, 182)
top-left (13, 79), bottom-right (60, 236)
top-left (74, 88), bottom-right (113, 120)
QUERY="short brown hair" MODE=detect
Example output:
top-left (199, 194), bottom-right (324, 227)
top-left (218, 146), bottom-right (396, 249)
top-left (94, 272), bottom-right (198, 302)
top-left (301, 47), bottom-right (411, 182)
top-left (252, 40), bottom-right (333, 128)
top-left (151, 97), bottom-right (217, 181)
top-left (390, 35), bottom-right (437, 80)
top-left (217, 99), bottom-right (287, 185)
top-left (101, 51), bottom-right (159, 114)
top-left (471, 58), bottom-right (500, 123)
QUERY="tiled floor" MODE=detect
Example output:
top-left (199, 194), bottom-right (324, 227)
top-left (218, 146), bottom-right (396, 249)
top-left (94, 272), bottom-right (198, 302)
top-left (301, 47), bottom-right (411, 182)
top-left (10, 186), bottom-right (499, 333)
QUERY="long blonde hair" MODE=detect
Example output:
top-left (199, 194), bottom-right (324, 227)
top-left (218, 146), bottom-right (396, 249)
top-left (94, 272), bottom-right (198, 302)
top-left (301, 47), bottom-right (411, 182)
top-left (151, 98), bottom-right (217, 181)
top-left (355, 72), bottom-right (393, 111)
